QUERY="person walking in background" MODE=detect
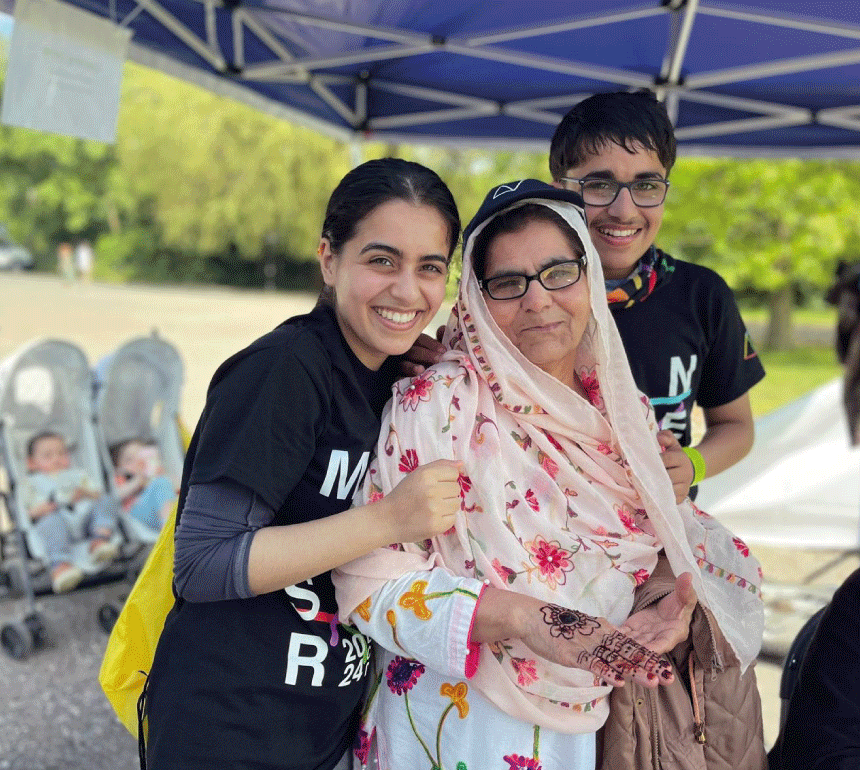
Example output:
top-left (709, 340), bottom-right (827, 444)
top-left (74, 239), bottom-right (95, 281)
top-left (57, 242), bottom-right (75, 282)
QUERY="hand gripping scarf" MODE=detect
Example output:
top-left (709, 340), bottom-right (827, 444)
top-left (334, 194), bottom-right (764, 735)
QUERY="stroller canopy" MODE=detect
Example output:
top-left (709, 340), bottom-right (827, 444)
top-left (0, 338), bottom-right (101, 486)
top-left (93, 335), bottom-right (185, 486)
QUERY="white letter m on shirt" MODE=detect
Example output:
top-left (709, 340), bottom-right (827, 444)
top-left (319, 450), bottom-right (369, 500)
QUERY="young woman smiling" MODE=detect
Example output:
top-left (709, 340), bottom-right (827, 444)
top-left (141, 158), bottom-right (463, 770)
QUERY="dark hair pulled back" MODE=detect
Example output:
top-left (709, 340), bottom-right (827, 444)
top-left (318, 157), bottom-right (460, 306)
top-left (321, 157), bottom-right (460, 257)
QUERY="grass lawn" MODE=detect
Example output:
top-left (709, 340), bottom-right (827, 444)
top-left (750, 345), bottom-right (842, 417)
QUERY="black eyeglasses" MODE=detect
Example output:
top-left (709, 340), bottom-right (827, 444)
top-left (479, 257), bottom-right (587, 300)
top-left (559, 177), bottom-right (670, 207)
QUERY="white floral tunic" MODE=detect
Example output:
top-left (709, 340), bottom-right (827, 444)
top-left (351, 569), bottom-right (596, 770)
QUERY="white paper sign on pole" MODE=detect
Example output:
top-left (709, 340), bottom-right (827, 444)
top-left (1, 0), bottom-right (132, 143)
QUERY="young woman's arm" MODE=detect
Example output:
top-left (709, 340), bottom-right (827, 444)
top-left (174, 459), bottom-right (462, 602)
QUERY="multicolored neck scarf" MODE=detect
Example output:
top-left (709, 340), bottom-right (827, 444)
top-left (606, 246), bottom-right (675, 309)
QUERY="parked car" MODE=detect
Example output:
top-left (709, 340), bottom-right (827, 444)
top-left (0, 226), bottom-right (33, 270)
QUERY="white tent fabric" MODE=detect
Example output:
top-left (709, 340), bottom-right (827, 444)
top-left (696, 378), bottom-right (860, 550)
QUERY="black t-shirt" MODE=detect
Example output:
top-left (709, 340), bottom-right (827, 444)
top-left (611, 258), bottom-right (765, 449)
top-left (145, 304), bottom-right (400, 770)
top-left (779, 567), bottom-right (860, 770)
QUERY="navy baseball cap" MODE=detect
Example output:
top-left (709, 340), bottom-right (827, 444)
top-left (462, 179), bottom-right (585, 248)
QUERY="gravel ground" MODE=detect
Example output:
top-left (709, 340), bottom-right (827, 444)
top-left (0, 579), bottom-right (139, 770)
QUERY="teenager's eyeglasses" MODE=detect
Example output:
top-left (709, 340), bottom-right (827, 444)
top-left (479, 257), bottom-right (587, 300)
top-left (559, 177), bottom-right (670, 207)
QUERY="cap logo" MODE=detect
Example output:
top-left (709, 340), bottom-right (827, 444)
top-left (492, 181), bottom-right (523, 198)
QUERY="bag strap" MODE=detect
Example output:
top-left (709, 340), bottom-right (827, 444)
top-left (136, 671), bottom-right (150, 769)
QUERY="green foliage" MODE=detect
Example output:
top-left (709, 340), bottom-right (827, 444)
top-left (113, 65), bottom-right (352, 268)
top-left (0, 32), bottom-right (858, 316)
top-left (660, 158), bottom-right (860, 299)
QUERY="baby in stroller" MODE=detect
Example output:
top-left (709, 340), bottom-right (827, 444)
top-left (109, 437), bottom-right (177, 531)
top-left (22, 430), bottom-right (120, 593)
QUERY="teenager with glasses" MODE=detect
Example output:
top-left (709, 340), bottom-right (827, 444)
top-left (404, 91), bottom-right (763, 504)
top-left (549, 89), bottom-right (765, 503)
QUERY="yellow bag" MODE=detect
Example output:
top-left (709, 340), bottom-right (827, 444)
top-left (99, 417), bottom-right (190, 736)
top-left (98, 501), bottom-right (177, 736)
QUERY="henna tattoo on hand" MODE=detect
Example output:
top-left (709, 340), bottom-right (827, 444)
top-left (540, 604), bottom-right (600, 639)
top-left (578, 630), bottom-right (673, 681)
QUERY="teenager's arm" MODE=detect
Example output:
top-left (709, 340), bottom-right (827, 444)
top-left (696, 391), bottom-right (755, 478)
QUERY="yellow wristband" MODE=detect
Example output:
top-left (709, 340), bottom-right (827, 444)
top-left (682, 446), bottom-right (707, 486)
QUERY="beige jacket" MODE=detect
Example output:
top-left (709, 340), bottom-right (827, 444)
top-left (600, 557), bottom-right (768, 770)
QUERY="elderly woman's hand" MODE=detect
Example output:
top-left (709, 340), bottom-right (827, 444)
top-left (618, 572), bottom-right (698, 654)
top-left (473, 589), bottom-right (674, 689)
top-left (400, 328), bottom-right (446, 377)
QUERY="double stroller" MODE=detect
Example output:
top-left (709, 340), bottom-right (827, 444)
top-left (0, 335), bottom-right (185, 659)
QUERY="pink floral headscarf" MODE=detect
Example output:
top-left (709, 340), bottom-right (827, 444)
top-left (335, 196), bottom-right (764, 734)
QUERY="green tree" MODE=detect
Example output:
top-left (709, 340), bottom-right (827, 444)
top-left (661, 158), bottom-right (859, 348)
top-left (108, 64), bottom-right (351, 283)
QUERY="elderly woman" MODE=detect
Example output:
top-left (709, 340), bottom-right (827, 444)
top-left (334, 181), bottom-right (766, 770)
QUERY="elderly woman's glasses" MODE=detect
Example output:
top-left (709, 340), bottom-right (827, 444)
top-left (560, 177), bottom-right (670, 207)
top-left (480, 257), bottom-right (587, 300)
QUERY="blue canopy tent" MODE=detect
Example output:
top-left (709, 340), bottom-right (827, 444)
top-left (8, 0), bottom-right (860, 157)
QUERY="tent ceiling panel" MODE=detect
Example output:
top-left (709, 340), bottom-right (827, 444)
top-left (8, 0), bottom-right (860, 156)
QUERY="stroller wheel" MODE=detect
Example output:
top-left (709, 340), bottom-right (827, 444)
top-left (2, 562), bottom-right (29, 596)
top-left (97, 603), bottom-right (120, 634)
top-left (1, 620), bottom-right (35, 660)
top-left (23, 612), bottom-right (48, 646)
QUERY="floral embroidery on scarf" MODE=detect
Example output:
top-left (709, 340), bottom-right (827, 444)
top-left (732, 536), bottom-right (750, 557)
top-left (524, 536), bottom-right (574, 589)
top-left (616, 503), bottom-right (645, 534)
top-left (537, 450), bottom-right (559, 479)
top-left (510, 657), bottom-right (539, 687)
top-left (401, 374), bottom-right (435, 411)
top-left (578, 366), bottom-right (604, 411)
top-left (492, 558), bottom-right (517, 585)
top-left (631, 569), bottom-right (650, 586)
top-left (399, 449), bottom-right (419, 473)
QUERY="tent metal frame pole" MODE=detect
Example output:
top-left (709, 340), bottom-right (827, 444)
top-left (658, 0), bottom-right (700, 125)
top-left (698, 4), bottom-right (860, 40)
top-left (443, 42), bottom-right (652, 87)
top-left (244, 43), bottom-right (436, 80)
top-left (462, 6), bottom-right (665, 46)
top-left (132, 0), bottom-right (226, 70)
